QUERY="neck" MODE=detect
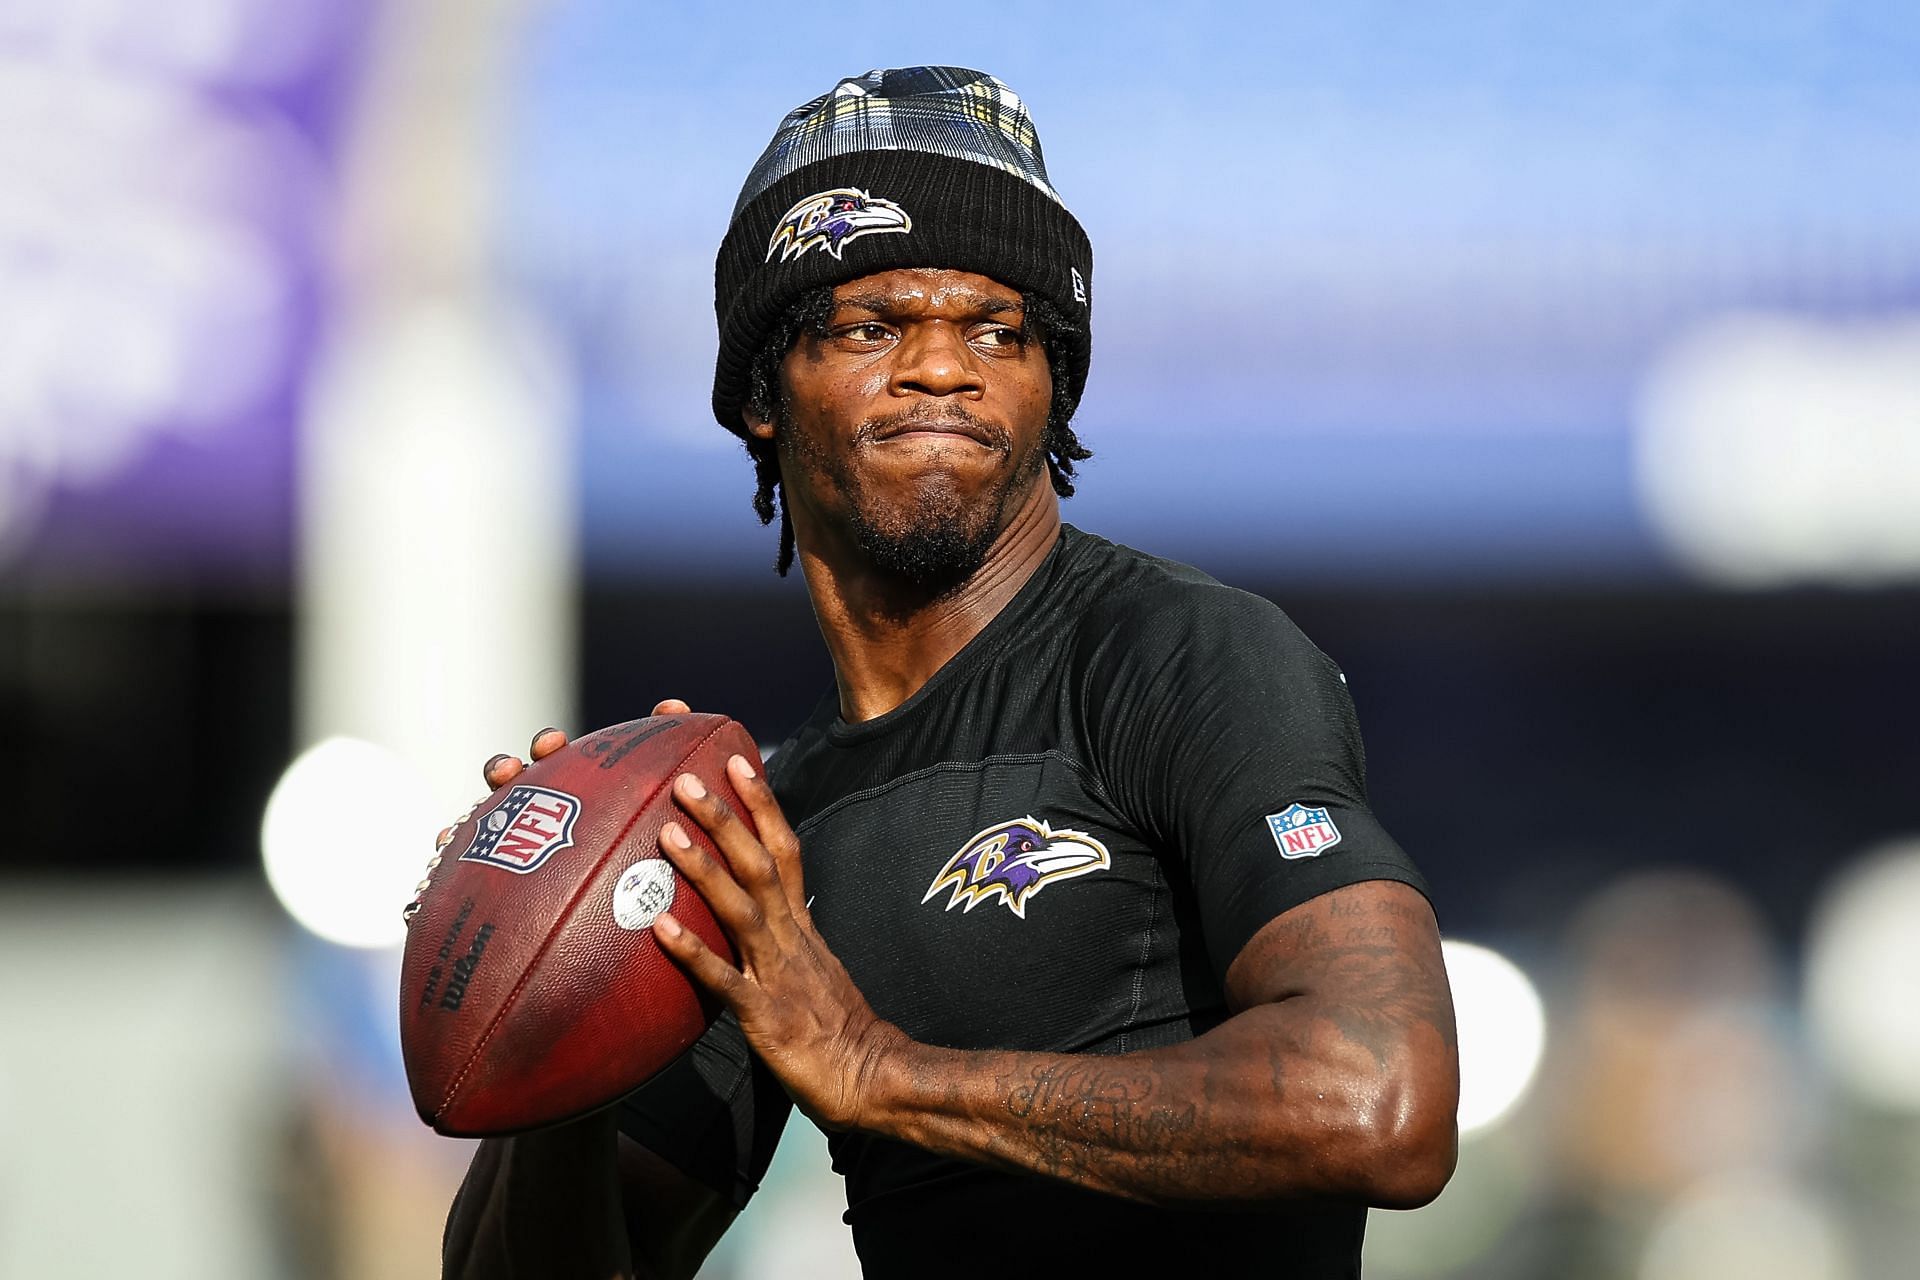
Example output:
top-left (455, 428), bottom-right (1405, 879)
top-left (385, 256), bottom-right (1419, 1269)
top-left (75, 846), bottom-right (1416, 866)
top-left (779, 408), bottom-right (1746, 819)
top-left (795, 484), bottom-right (1062, 723)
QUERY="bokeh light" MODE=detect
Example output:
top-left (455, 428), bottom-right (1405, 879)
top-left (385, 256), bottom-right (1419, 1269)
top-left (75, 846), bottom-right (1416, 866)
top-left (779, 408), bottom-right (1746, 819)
top-left (1804, 839), bottom-right (1920, 1113)
top-left (1442, 940), bottom-right (1546, 1136)
top-left (1639, 1173), bottom-right (1852, 1280)
top-left (262, 737), bottom-right (437, 950)
top-left (1636, 314), bottom-right (1920, 586)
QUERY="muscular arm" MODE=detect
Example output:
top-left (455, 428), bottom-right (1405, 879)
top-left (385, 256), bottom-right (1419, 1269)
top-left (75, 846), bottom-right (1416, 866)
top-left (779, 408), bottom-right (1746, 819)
top-left (442, 1113), bottom-right (630, 1280)
top-left (860, 880), bottom-right (1457, 1208)
top-left (441, 1113), bottom-right (736, 1280)
top-left (655, 759), bottom-right (1461, 1212)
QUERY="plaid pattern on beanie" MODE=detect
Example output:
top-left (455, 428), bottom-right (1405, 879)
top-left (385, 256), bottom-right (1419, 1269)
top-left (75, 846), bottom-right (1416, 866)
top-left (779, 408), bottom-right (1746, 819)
top-left (731, 66), bottom-right (1065, 215)
top-left (712, 67), bottom-right (1093, 436)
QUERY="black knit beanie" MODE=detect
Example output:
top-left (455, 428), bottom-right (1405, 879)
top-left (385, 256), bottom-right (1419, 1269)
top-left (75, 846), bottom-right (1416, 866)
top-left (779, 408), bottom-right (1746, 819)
top-left (711, 66), bottom-right (1094, 436)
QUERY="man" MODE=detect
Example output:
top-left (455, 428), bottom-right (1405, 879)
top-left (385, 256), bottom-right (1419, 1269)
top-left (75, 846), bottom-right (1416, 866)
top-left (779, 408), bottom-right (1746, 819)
top-left (442, 67), bottom-right (1458, 1279)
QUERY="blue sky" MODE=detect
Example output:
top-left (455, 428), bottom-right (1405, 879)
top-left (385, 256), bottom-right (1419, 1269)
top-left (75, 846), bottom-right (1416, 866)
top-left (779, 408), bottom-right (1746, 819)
top-left (502, 1), bottom-right (1920, 581)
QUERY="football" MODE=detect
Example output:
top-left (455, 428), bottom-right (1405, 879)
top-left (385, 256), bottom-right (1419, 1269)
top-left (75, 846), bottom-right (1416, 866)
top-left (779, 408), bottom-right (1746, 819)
top-left (398, 713), bottom-right (755, 1136)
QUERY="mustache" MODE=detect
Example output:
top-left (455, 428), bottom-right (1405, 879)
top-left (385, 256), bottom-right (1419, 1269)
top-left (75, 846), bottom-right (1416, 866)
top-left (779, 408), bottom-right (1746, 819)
top-left (858, 406), bottom-right (1011, 452)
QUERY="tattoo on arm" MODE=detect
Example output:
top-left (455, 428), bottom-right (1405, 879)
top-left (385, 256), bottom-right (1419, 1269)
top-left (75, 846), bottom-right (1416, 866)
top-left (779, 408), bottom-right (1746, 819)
top-left (989, 1059), bottom-right (1216, 1190)
top-left (894, 883), bottom-right (1457, 1203)
top-left (1269, 890), bottom-right (1457, 1069)
top-left (1316, 944), bottom-right (1456, 1069)
top-left (1290, 890), bottom-right (1451, 1059)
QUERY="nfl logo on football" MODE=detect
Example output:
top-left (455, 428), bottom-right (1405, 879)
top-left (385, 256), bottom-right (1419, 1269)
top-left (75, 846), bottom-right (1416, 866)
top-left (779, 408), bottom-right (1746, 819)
top-left (461, 785), bottom-right (582, 874)
top-left (1265, 803), bottom-right (1342, 860)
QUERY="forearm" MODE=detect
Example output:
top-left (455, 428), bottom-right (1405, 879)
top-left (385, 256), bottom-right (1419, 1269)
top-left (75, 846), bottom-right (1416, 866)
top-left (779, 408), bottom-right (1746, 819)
top-left (442, 1113), bottom-right (634, 1280)
top-left (861, 999), bottom-right (1453, 1209)
top-left (651, 771), bottom-right (1459, 1210)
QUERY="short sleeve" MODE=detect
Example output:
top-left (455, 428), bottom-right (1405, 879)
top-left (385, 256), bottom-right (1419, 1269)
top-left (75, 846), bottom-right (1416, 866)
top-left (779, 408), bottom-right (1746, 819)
top-left (1082, 583), bottom-right (1428, 980)
top-left (615, 1011), bottom-right (792, 1209)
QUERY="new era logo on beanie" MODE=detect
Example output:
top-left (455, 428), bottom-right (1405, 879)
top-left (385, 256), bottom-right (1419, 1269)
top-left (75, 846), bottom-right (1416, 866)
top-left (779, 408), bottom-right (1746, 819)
top-left (712, 67), bottom-right (1094, 436)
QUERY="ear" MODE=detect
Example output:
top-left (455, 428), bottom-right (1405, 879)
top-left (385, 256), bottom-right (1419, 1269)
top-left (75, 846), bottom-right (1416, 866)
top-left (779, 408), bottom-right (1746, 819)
top-left (740, 405), bottom-right (776, 441)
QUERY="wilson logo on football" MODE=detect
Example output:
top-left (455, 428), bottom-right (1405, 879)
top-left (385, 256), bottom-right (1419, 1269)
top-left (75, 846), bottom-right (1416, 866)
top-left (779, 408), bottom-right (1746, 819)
top-left (461, 785), bottom-right (582, 874)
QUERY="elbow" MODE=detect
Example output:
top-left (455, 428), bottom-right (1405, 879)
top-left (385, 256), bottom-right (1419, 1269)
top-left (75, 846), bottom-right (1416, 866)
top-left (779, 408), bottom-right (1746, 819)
top-left (1357, 1075), bottom-right (1458, 1209)
top-left (1366, 1118), bottom-right (1456, 1209)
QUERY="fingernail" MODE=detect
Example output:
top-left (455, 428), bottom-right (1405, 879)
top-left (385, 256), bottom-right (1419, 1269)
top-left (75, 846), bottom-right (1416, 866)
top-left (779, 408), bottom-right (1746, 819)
top-left (680, 774), bottom-right (707, 799)
top-left (532, 727), bottom-right (560, 749)
top-left (484, 753), bottom-right (512, 775)
top-left (662, 822), bottom-right (692, 850)
top-left (730, 754), bottom-right (756, 780)
top-left (655, 912), bottom-right (682, 939)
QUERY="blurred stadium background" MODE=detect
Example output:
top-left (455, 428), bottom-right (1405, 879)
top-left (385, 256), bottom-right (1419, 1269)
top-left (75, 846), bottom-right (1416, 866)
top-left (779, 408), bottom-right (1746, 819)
top-left (3, 1), bottom-right (1918, 1276)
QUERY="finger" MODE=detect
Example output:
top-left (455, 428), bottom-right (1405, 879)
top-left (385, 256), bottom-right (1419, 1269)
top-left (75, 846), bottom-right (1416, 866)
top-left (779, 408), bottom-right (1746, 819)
top-left (674, 773), bottom-right (783, 900)
top-left (652, 698), bottom-right (692, 717)
top-left (659, 820), bottom-right (767, 947)
top-left (652, 911), bottom-right (753, 1009)
top-left (530, 727), bottom-right (569, 760)
top-left (483, 753), bottom-right (524, 790)
top-left (725, 753), bottom-right (809, 920)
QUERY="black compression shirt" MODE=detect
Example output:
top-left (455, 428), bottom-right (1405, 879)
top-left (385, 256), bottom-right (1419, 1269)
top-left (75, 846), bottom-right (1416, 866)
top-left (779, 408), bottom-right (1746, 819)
top-left (620, 525), bottom-right (1429, 1278)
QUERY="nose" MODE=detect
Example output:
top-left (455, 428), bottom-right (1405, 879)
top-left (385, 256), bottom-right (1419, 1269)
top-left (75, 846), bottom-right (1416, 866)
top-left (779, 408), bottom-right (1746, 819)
top-left (889, 321), bottom-right (984, 400)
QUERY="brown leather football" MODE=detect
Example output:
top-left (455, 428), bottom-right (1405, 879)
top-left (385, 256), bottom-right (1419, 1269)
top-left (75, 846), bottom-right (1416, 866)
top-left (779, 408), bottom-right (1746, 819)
top-left (398, 713), bottom-right (754, 1136)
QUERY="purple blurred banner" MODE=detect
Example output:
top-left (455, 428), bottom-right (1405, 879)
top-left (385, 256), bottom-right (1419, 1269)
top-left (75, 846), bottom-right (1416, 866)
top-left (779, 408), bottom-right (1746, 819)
top-left (0, 0), bottom-right (372, 582)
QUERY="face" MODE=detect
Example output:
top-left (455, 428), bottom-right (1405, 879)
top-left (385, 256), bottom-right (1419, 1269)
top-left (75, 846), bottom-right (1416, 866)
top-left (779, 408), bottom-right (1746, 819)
top-left (746, 268), bottom-right (1054, 589)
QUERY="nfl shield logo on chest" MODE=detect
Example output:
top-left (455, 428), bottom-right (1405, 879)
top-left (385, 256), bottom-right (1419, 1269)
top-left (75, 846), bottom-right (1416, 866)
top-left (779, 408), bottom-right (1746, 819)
top-left (1265, 803), bottom-right (1342, 860)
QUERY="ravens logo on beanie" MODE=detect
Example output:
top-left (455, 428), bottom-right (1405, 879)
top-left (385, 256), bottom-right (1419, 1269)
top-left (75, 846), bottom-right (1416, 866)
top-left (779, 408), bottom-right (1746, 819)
top-left (711, 66), bottom-right (1094, 436)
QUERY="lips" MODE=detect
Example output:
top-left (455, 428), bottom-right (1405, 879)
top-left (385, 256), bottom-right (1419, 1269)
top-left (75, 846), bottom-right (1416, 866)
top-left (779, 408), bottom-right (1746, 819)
top-left (868, 412), bottom-right (1003, 450)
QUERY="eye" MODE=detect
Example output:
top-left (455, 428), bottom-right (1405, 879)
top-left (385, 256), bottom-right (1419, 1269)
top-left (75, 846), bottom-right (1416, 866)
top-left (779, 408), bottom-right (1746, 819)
top-left (971, 323), bottom-right (1027, 351)
top-left (833, 322), bottom-right (894, 345)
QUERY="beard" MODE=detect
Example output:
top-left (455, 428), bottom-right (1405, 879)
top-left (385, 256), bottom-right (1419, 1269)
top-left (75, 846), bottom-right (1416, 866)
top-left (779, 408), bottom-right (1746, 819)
top-left (847, 482), bottom-right (999, 590)
top-left (783, 403), bottom-right (1048, 597)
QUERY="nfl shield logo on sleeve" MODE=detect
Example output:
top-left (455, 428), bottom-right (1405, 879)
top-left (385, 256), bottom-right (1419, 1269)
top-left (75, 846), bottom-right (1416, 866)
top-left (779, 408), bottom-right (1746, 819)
top-left (1265, 803), bottom-right (1342, 860)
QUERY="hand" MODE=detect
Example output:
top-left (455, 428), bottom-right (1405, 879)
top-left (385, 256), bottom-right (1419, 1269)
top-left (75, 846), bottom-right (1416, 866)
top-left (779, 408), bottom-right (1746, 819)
top-left (651, 754), bottom-right (905, 1133)
top-left (410, 720), bottom-right (593, 925)
top-left (436, 699), bottom-right (692, 849)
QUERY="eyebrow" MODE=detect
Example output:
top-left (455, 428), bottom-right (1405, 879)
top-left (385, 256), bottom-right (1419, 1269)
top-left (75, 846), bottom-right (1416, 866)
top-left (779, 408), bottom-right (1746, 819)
top-left (834, 289), bottom-right (1024, 319)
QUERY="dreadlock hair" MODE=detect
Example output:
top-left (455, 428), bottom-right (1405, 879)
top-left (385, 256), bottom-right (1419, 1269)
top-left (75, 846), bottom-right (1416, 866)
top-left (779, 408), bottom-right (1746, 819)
top-left (740, 286), bottom-right (1093, 576)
